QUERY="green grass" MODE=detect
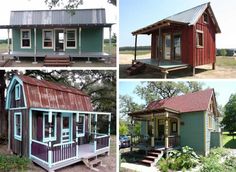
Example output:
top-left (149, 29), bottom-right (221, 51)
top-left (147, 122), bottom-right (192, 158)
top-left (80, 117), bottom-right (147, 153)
top-left (104, 42), bottom-right (116, 56)
top-left (119, 50), bottom-right (150, 55)
top-left (216, 56), bottom-right (236, 67)
top-left (223, 132), bottom-right (236, 149)
top-left (0, 43), bottom-right (8, 52)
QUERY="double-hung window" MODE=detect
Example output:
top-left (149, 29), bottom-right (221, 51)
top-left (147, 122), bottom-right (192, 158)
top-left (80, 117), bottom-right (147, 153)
top-left (14, 112), bottom-right (22, 141)
top-left (43, 30), bottom-right (53, 48)
top-left (43, 113), bottom-right (56, 142)
top-left (196, 30), bottom-right (204, 48)
top-left (21, 29), bottom-right (31, 48)
top-left (66, 29), bottom-right (77, 48)
top-left (15, 84), bottom-right (20, 100)
top-left (77, 114), bottom-right (85, 137)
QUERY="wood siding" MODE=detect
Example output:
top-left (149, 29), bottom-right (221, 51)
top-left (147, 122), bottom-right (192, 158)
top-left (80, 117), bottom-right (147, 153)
top-left (10, 83), bottom-right (25, 108)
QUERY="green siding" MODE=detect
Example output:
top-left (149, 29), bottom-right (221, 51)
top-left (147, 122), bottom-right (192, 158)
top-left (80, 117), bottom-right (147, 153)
top-left (180, 111), bottom-right (205, 155)
top-left (81, 27), bottom-right (103, 52)
top-left (210, 132), bottom-right (222, 148)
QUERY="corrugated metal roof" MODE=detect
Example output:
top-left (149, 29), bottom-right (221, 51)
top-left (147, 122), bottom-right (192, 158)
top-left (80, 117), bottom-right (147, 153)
top-left (132, 2), bottom-right (221, 35)
top-left (18, 75), bottom-right (93, 111)
top-left (7, 8), bottom-right (112, 27)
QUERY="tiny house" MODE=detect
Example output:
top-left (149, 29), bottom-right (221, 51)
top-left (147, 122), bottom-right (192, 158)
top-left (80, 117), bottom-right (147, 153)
top-left (6, 75), bottom-right (111, 171)
top-left (129, 3), bottom-right (221, 78)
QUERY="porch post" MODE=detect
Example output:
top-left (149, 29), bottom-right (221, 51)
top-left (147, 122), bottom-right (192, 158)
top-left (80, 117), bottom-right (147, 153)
top-left (7, 28), bottom-right (10, 54)
top-left (93, 113), bottom-right (97, 153)
top-left (29, 109), bottom-right (32, 158)
top-left (48, 111), bottom-right (52, 167)
top-left (130, 117), bottom-right (134, 152)
top-left (76, 113), bottom-right (79, 158)
top-left (7, 111), bottom-right (10, 151)
top-left (134, 35), bottom-right (137, 63)
top-left (158, 28), bottom-right (162, 66)
top-left (151, 114), bottom-right (155, 148)
top-left (108, 113), bottom-right (111, 155)
top-left (165, 112), bottom-right (169, 149)
top-left (33, 28), bottom-right (37, 64)
top-left (109, 27), bottom-right (112, 55)
top-left (79, 27), bottom-right (82, 54)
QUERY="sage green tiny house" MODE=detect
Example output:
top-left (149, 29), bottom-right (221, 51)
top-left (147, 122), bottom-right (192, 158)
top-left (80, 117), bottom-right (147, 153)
top-left (0, 9), bottom-right (113, 63)
top-left (129, 89), bottom-right (222, 156)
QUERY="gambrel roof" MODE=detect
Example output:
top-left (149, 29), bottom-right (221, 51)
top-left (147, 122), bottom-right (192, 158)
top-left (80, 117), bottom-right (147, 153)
top-left (6, 75), bottom-right (93, 111)
top-left (132, 2), bottom-right (221, 35)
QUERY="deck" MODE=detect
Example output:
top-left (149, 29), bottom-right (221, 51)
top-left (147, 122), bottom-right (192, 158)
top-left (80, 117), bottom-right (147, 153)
top-left (135, 58), bottom-right (189, 78)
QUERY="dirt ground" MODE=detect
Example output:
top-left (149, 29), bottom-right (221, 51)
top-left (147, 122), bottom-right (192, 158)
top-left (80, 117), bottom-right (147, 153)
top-left (0, 135), bottom-right (116, 172)
top-left (119, 53), bottom-right (236, 79)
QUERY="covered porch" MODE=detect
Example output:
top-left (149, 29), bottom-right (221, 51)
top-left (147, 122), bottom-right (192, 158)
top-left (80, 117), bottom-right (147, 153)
top-left (29, 108), bottom-right (111, 171)
top-left (129, 108), bottom-right (181, 152)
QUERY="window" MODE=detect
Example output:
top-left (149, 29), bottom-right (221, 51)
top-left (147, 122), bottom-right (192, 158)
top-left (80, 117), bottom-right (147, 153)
top-left (196, 30), bottom-right (204, 48)
top-left (204, 13), bottom-right (208, 23)
top-left (15, 84), bottom-right (20, 100)
top-left (208, 114), bottom-right (212, 129)
top-left (77, 115), bottom-right (85, 137)
top-left (171, 122), bottom-right (177, 133)
top-left (14, 112), bottom-right (22, 141)
top-left (43, 30), bottom-right (53, 48)
top-left (43, 113), bottom-right (56, 142)
top-left (66, 29), bottom-right (77, 48)
top-left (21, 29), bottom-right (31, 48)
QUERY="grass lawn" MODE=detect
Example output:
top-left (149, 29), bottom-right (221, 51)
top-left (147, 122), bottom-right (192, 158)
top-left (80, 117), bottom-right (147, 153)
top-left (104, 42), bottom-right (116, 56)
top-left (216, 56), bottom-right (236, 67)
top-left (119, 50), bottom-right (150, 55)
top-left (223, 132), bottom-right (236, 149)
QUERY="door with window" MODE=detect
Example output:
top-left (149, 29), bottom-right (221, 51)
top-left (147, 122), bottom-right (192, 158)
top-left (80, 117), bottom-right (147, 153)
top-left (55, 30), bottom-right (64, 51)
top-left (61, 114), bottom-right (72, 143)
top-left (173, 34), bottom-right (181, 61)
top-left (164, 34), bottom-right (171, 60)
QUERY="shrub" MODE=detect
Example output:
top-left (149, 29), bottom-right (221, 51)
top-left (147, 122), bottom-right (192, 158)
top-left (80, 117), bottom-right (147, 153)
top-left (0, 155), bottom-right (30, 171)
top-left (223, 156), bottom-right (236, 171)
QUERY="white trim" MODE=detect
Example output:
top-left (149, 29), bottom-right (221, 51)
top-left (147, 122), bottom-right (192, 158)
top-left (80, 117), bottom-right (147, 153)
top-left (42, 29), bottom-right (54, 49)
top-left (9, 107), bottom-right (28, 110)
top-left (61, 113), bottom-right (73, 143)
top-left (51, 156), bottom-right (77, 166)
top-left (15, 83), bottom-right (20, 100)
top-left (14, 112), bottom-right (22, 141)
top-left (76, 114), bottom-right (85, 137)
top-left (32, 139), bottom-right (48, 146)
top-left (66, 29), bottom-right (77, 49)
top-left (43, 112), bottom-right (57, 142)
top-left (53, 141), bottom-right (75, 147)
top-left (54, 28), bottom-right (65, 52)
top-left (20, 29), bottom-right (31, 48)
top-left (79, 28), bottom-right (82, 53)
top-left (96, 146), bottom-right (109, 152)
top-left (196, 29), bottom-right (204, 48)
top-left (30, 154), bottom-right (49, 165)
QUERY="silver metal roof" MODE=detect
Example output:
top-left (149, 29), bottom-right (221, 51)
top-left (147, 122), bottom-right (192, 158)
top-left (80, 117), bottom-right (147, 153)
top-left (5, 8), bottom-right (112, 28)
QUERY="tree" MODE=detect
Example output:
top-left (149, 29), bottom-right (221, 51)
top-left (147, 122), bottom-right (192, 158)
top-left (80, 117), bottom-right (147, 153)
top-left (222, 94), bottom-right (236, 139)
top-left (135, 81), bottom-right (204, 104)
top-left (0, 70), bottom-right (7, 142)
top-left (220, 49), bottom-right (227, 56)
top-left (119, 120), bottom-right (128, 135)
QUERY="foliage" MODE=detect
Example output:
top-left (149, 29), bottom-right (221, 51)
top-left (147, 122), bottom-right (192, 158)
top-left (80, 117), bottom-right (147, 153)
top-left (220, 49), bottom-right (227, 56)
top-left (216, 49), bottom-right (235, 56)
top-left (224, 156), bottom-right (236, 171)
top-left (119, 120), bottom-right (129, 135)
top-left (221, 93), bottom-right (236, 138)
top-left (133, 122), bottom-right (141, 135)
top-left (135, 81), bottom-right (204, 104)
top-left (0, 155), bottom-right (30, 171)
top-left (223, 132), bottom-right (236, 148)
top-left (158, 146), bottom-right (200, 171)
top-left (119, 46), bottom-right (151, 51)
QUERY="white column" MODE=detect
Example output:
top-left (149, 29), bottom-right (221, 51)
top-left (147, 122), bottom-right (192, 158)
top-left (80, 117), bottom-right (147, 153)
top-left (7, 29), bottom-right (10, 54)
top-left (165, 112), bottom-right (169, 149)
top-left (48, 111), bottom-right (52, 167)
top-left (79, 27), bottom-right (82, 54)
top-left (76, 113), bottom-right (79, 158)
top-left (109, 27), bottom-right (112, 55)
top-left (33, 28), bottom-right (37, 64)
top-left (151, 117), bottom-right (155, 148)
top-left (93, 113), bottom-right (97, 153)
top-left (134, 35), bottom-right (137, 62)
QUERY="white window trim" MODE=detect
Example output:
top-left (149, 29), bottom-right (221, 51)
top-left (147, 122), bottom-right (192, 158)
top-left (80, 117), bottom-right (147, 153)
top-left (66, 29), bottom-right (77, 49)
top-left (15, 84), bottom-right (20, 100)
top-left (42, 29), bottom-right (54, 49)
top-left (196, 30), bottom-right (204, 48)
top-left (21, 29), bottom-right (31, 49)
top-left (14, 112), bottom-right (22, 141)
top-left (43, 113), bottom-right (57, 142)
top-left (77, 114), bottom-right (85, 137)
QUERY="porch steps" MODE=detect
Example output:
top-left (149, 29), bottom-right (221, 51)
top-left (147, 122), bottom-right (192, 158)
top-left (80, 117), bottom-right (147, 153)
top-left (126, 62), bottom-right (146, 75)
top-left (44, 55), bottom-right (71, 67)
top-left (139, 149), bottom-right (164, 167)
top-left (82, 157), bottom-right (105, 171)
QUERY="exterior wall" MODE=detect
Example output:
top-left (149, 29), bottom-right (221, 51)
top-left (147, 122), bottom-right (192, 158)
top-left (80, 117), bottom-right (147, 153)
top-left (180, 111), bottom-right (205, 155)
top-left (210, 132), bottom-right (222, 148)
top-left (12, 27), bottom-right (103, 53)
top-left (141, 121), bottom-right (148, 136)
top-left (9, 81), bottom-right (25, 108)
top-left (10, 109), bottom-right (29, 157)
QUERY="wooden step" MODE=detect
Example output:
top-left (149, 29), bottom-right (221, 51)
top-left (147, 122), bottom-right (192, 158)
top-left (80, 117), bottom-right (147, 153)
top-left (148, 152), bottom-right (159, 157)
top-left (139, 159), bottom-right (153, 166)
top-left (144, 156), bottom-right (156, 161)
top-left (44, 63), bottom-right (71, 67)
top-left (152, 149), bottom-right (163, 153)
top-left (89, 159), bottom-right (102, 166)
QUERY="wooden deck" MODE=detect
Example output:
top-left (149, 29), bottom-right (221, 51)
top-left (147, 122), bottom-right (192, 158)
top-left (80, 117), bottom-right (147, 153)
top-left (135, 58), bottom-right (189, 78)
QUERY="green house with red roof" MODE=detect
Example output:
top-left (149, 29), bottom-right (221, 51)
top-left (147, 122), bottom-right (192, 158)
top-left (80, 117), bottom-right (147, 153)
top-left (129, 89), bottom-right (222, 159)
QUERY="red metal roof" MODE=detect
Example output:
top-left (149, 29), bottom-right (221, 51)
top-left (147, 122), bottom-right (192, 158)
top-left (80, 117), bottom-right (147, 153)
top-left (146, 89), bottom-right (214, 113)
top-left (18, 75), bottom-right (93, 111)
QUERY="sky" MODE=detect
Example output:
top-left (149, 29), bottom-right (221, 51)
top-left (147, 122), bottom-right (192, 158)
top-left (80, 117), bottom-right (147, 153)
top-left (0, 0), bottom-right (117, 39)
top-left (120, 0), bottom-right (236, 48)
top-left (119, 80), bottom-right (236, 107)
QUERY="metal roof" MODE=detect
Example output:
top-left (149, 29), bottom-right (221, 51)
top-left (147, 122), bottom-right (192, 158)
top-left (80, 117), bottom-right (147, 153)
top-left (18, 75), bottom-right (93, 111)
top-left (0, 8), bottom-right (113, 28)
top-left (132, 2), bottom-right (221, 35)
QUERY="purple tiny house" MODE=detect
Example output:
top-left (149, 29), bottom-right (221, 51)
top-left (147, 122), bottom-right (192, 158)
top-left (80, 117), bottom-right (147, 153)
top-left (5, 75), bottom-right (111, 171)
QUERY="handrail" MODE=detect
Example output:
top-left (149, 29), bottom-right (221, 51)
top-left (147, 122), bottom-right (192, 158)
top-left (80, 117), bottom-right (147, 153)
top-left (32, 139), bottom-right (48, 146)
top-left (90, 132), bottom-right (108, 136)
top-left (96, 134), bottom-right (109, 139)
top-left (53, 141), bottom-right (75, 147)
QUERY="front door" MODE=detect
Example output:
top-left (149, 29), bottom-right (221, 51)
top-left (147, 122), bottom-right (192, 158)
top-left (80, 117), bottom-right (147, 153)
top-left (55, 30), bottom-right (64, 52)
top-left (173, 34), bottom-right (181, 61)
top-left (61, 114), bottom-right (72, 143)
top-left (164, 34), bottom-right (171, 60)
top-left (158, 119), bottom-right (165, 142)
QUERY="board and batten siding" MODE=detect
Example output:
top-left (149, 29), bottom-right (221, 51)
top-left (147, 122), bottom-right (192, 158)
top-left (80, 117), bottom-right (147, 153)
top-left (10, 82), bottom-right (25, 108)
top-left (180, 111), bottom-right (205, 155)
top-left (12, 28), bottom-right (103, 53)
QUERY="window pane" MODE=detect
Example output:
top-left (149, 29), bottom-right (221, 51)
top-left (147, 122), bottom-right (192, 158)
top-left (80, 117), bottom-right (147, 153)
top-left (67, 41), bottom-right (75, 47)
top-left (67, 31), bottom-right (75, 40)
top-left (22, 31), bottom-right (29, 39)
top-left (22, 39), bottom-right (30, 47)
top-left (45, 116), bottom-right (49, 138)
top-left (197, 32), bottom-right (203, 47)
top-left (78, 116), bottom-right (84, 134)
top-left (63, 117), bottom-right (69, 129)
top-left (44, 42), bottom-right (52, 47)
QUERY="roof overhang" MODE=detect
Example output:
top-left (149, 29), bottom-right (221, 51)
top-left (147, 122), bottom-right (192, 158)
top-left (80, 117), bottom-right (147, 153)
top-left (129, 107), bottom-right (180, 117)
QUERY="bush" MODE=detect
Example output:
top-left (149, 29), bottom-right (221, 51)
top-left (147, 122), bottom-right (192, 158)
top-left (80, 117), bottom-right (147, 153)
top-left (224, 156), bottom-right (236, 171)
top-left (0, 155), bottom-right (30, 171)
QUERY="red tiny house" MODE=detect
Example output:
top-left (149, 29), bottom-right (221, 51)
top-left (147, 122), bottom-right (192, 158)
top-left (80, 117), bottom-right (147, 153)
top-left (129, 2), bottom-right (220, 78)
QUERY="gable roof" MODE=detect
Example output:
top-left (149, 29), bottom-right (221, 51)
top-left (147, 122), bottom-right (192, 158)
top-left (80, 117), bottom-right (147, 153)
top-left (129, 89), bottom-right (219, 116)
top-left (0, 8), bottom-right (113, 29)
top-left (6, 75), bottom-right (93, 111)
top-left (132, 2), bottom-right (221, 35)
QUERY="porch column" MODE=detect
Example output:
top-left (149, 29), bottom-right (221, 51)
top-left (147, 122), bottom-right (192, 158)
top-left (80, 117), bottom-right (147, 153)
top-left (134, 35), bottom-right (137, 63)
top-left (79, 27), bottom-right (82, 54)
top-left (7, 28), bottom-right (10, 54)
top-left (109, 27), bottom-right (112, 55)
top-left (130, 117), bottom-right (134, 152)
top-left (32, 28), bottom-right (37, 64)
top-left (212, 62), bottom-right (215, 70)
top-left (93, 113), bottom-right (97, 153)
top-left (165, 112), bottom-right (169, 149)
top-left (158, 28), bottom-right (162, 66)
top-left (7, 111), bottom-right (10, 151)
top-left (76, 113), bottom-right (79, 158)
top-left (151, 115), bottom-right (155, 148)
top-left (108, 113), bottom-right (111, 155)
top-left (48, 111), bottom-right (53, 168)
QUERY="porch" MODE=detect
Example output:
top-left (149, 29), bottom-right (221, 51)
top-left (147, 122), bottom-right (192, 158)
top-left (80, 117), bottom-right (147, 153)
top-left (29, 108), bottom-right (111, 171)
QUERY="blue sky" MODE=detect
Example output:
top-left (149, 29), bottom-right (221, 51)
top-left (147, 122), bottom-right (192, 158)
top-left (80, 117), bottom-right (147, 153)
top-left (119, 80), bottom-right (236, 107)
top-left (120, 0), bottom-right (236, 48)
